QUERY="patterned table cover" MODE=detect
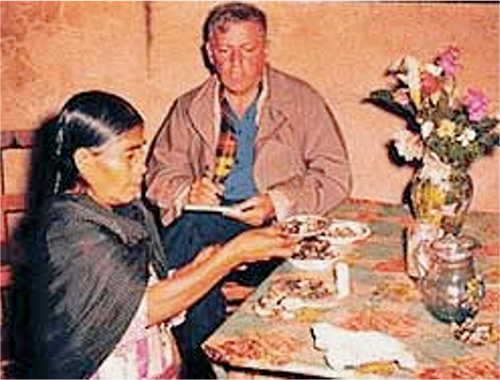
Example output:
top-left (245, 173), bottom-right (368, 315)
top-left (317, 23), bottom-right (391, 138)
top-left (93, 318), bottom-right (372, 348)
top-left (203, 199), bottom-right (500, 379)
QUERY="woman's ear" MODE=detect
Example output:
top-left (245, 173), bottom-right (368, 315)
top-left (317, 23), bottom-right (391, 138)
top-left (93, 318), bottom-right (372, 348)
top-left (73, 147), bottom-right (95, 178)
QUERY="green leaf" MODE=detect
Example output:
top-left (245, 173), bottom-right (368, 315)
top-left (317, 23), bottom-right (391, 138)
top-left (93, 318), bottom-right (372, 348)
top-left (472, 117), bottom-right (499, 133)
top-left (365, 90), bottom-right (418, 127)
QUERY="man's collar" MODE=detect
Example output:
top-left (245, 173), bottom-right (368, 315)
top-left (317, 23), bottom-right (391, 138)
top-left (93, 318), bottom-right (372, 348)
top-left (186, 65), bottom-right (283, 148)
top-left (219, 81), bottom-right (263, 122)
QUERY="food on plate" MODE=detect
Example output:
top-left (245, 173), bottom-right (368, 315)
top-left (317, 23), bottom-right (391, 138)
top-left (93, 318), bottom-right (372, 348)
top-left (327, 224), bottom-right (359, 239)
top-left (254, 274), bottom-right (335, 318)
top-left (291, 237), bottom-right (339, 260)
top-left (271, 276), bottom-right (333, 300)
top-left (288, 237), bottom-right (340, 271)
top-left (323, 220), bottom-right (371, 245)
top-left (280, 215), bottom-right (329, 237)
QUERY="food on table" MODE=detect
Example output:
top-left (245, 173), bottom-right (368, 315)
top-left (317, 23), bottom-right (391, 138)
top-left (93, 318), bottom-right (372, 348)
top-left (271, 276), bottom-right (332, 300)
top-left (322, 220), bottom-right (371, 245)
top-left (280, 215), bottom-right (329, 237)
top-left (288, 237), bottom-right (340, 271)
top-left (326, 224), bottom-right (359, 239)
top-left (291, 237), bottom-right (338, 260)
top-left (451, 318), bottom-right (497, 346)
top-left (254, 274), bottom-right (335, 318)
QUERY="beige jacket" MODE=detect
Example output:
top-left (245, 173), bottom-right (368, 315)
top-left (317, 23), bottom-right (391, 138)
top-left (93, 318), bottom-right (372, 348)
top-left (145, 66), bottom-right (351, 226)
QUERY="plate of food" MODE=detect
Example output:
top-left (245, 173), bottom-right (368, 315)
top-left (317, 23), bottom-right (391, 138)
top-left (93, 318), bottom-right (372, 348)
top-left (288, 236), bottom-right (340, 271)
top-left (254, 273), bottom-right (335, 318)
top-left (280, 214), bottom-right (329, 238)
top-left (323, 220), bottom-right (371, 246)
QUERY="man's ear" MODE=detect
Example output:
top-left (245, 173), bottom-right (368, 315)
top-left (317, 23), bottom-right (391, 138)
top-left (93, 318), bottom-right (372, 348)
top-left (205, 42), bottom-right (215, 66)
top-left (73, 147), bottom-right (95, 177)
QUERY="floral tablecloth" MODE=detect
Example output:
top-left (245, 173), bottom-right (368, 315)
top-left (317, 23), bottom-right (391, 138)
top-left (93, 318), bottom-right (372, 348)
top-left (203, 199), bottom-right (499, 379)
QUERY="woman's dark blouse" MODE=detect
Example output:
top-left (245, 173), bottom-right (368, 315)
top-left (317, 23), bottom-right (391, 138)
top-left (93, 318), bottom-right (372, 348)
top-left (18, 194), bottom-right (168, 379)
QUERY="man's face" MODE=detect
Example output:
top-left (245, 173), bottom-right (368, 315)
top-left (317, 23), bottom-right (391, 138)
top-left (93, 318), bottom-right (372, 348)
top-left (208, 21), bottom-right (267, 97)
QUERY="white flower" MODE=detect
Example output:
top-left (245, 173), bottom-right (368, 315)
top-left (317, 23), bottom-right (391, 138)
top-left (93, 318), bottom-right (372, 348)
top-left (404, 56), bottom-right (421, 108)
top-left (424, 63), bottom-right (443, 77)
top-left (457, 128), bottom-right (477, 147)
top-left (422, 152), bottom-right (452, 190)
top-left (393, 130), bottom-right (423, 161)
top-left (396, 73), bottom-right (408, 85)
top-left (421, 121), bottom-right (435, 139)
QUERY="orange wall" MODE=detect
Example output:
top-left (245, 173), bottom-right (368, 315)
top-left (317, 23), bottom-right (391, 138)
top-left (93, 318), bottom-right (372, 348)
top-left (2, 1), bottom-right (499, 211)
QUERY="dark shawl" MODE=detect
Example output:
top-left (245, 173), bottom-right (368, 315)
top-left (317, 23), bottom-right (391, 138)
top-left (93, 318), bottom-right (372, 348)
top-left (17, 194), bottom-right (168, 379)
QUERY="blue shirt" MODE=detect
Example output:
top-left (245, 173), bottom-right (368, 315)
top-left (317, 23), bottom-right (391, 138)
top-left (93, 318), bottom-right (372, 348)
top-left (220, 98), bottom-right (259, 202)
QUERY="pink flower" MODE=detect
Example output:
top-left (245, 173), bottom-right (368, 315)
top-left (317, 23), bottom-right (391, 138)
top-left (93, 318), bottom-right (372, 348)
top-left (437, 46), bottom-right (459, 77)
top-left (462, 88), bottom-right (490, 122)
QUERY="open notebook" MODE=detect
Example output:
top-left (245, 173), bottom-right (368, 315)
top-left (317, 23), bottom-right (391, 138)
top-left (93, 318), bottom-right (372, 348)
top-left (183, 204), bottom-right (235, 214)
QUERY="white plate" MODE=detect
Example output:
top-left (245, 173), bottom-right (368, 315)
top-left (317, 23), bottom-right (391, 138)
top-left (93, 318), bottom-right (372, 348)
top-left (288, 258), bottom-right (337, 271)
top-left (323, 220), bottom-right (371, 245)
top-left (281, 214), bottom-right (329, 238)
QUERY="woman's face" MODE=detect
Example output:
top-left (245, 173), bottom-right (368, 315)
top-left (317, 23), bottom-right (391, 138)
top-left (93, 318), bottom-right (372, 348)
top-left (77, 126), bottom-right (147, 207)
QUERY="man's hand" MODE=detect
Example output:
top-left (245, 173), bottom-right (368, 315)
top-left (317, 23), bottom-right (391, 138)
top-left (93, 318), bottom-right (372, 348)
top-left (224, 193), bottom-right (276, 226)
top-left (187, 177), bottom-right (224, 206)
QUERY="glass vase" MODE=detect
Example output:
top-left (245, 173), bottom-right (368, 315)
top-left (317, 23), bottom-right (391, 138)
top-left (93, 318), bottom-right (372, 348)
top-left (410, 152), bottom-right (473, 236)
top-left (419, 235), bottom-right (485, 324)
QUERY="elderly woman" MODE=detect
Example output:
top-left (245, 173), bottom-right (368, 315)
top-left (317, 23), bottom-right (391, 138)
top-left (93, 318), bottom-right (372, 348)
top-left (14, 91), bottom-right (295, 379)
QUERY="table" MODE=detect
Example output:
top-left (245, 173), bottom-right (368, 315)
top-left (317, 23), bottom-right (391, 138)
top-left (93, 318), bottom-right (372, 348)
top-left (203, 199), bottom-right (500, 379)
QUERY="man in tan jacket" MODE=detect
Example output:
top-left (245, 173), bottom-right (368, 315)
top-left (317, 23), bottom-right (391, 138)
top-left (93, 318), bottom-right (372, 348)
top-left (145, 2), bottom-right (351, 378)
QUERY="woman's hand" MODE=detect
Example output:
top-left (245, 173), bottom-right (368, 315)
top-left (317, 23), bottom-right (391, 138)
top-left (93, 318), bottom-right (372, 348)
top-left (147, 227), bottom-right (297, 326)
top-left (221, 226), bottom-right (298, 265)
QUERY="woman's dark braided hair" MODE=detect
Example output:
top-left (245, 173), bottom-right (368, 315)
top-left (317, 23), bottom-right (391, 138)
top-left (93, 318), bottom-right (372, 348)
top-left (15, 90), bottom-right (143, 245)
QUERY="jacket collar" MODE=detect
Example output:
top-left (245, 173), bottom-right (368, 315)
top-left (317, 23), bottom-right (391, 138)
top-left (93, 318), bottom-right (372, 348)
top-left (187, 65), bottom-right (288, 151)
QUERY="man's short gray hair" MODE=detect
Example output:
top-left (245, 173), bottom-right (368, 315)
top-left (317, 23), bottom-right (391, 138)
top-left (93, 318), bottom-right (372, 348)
top-left (203, 2), bottom-right (267, 42)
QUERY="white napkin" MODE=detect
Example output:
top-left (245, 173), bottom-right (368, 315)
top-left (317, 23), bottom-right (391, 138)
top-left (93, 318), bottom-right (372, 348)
top-left (311, 322), bottom-right (417, 371)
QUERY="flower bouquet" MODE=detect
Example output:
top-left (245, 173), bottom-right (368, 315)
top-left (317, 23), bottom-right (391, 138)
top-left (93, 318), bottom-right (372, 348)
top-left (367, 46), bottom-right (499, 234)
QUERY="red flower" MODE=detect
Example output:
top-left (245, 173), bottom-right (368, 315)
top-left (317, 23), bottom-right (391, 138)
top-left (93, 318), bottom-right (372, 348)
top-left (420, 72), bottom-right (441, 97)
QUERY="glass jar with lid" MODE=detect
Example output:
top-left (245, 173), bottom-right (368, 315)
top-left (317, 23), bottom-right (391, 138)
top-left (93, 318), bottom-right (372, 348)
top-left (419, 235), bottom-right (485, 324)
